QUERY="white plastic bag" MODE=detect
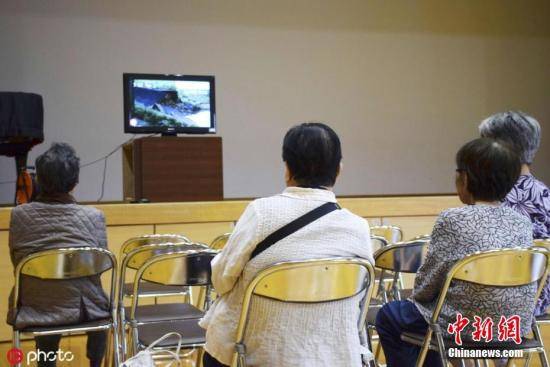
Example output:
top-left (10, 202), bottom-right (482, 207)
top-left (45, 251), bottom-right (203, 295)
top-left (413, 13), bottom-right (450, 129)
top-left (122, 332), bottom-right (183, 367)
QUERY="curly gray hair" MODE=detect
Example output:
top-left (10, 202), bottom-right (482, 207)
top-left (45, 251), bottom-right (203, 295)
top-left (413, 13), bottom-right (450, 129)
top-left (479, 111), bottom-right (541, 165)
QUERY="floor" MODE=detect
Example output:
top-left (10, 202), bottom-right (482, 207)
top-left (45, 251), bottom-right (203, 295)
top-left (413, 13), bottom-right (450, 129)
top-left (0, 324), bottom-right (547, 367)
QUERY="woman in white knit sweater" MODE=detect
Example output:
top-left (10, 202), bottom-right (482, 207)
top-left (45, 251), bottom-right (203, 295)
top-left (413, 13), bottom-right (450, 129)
top-left (200, 123), bottom-right (374, 367)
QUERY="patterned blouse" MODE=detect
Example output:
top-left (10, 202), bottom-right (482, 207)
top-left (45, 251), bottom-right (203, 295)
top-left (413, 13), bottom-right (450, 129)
top-left (412, 205), bottom-right (536, 337)
top-left (503, 174), bottom-right (550, 316)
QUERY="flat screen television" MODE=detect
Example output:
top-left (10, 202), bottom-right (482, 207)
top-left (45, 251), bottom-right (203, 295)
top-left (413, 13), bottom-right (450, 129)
top-left (123, 73), bottom-right (216, 135)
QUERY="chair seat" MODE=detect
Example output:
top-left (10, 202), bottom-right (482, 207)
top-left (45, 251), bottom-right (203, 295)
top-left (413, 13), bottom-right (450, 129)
top-left (20, 318), bottom-right (112, 334)
top-left (122, 282), bottom-right (188, 297)
top-left (401, 331), bottom-right (542, 351)
top-left (367, 306), bottom-right (380, 325)
top-left (137, 319), bottom-right (205, 348)
top-left (369, 298), bottom-right (383, 307)
top-left (125, 303), bottom-right (204, 323)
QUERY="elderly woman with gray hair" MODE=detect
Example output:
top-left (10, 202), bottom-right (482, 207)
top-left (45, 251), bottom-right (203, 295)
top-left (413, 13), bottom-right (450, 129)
top-left (479, 111), bottom-right (550, 316)
top-left (8, 143), bottom-right (109, 367)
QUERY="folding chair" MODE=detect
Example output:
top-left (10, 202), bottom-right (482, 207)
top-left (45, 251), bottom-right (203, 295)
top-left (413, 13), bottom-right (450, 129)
top-left (400, 247), bottom-right (550, 367)
top-left (371, 226), bottom-right (405, 298)
top-left (374, 239), bottom-right (429, 302)
top-left (210, 233), bottom-right (231, 250)
top-left (410, 234), bottom-right (431, 241)
top-left (231, 257), bottom-right (375, 367)
top-left (12, 247), bottom-right (119, 367)
top-left (119, 241), bottom-right (210, 359)
top-left (370, 225), bottom-right (403, 244)
top-left (368, 239), bottom-right (430, 366)
top-left (533, 239), bottom-right (550, 365)
top-left (371, 235), bottom-right (389, 299)
top-left (193, 233), bottom-right (232, 309)
top-left (119, 234), bottom-right (192, 300)
top-left (126, 248), bottom-right (217, 361)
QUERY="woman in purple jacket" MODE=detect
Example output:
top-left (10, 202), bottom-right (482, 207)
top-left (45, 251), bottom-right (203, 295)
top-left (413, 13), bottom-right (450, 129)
top-left (480, 111), bottom-right (550, 316)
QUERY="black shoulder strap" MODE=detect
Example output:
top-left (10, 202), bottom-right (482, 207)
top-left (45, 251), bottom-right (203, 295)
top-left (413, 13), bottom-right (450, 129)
top-left (249, 202), bottom-right (341, 260)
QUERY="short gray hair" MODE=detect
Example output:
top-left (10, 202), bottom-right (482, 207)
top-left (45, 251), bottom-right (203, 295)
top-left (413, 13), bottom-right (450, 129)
top-left (36, 142), bottom-right (80, 194)
top-left (479, 111), bottom-right (541, 164)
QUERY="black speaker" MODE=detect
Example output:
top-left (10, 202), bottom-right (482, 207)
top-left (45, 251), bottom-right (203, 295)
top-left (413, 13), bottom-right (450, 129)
top-left (0, 92), bottom-right (44, 156)
top-left (0, 92), bottom-right (44, 204)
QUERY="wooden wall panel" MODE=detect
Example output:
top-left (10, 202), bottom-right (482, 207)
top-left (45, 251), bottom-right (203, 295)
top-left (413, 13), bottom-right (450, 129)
top-left (0, 196), bottom-right (460, 230)
top-left (382, 216), bottom-right (438, 240)
top-left (365, 217), bottom-right (382, 226)
top-left (156, 222), bottom-right (235, 245)
top-left (106, 225), bottom-right (156, 257)
top-left (105, 225), bottom-right (155, 289)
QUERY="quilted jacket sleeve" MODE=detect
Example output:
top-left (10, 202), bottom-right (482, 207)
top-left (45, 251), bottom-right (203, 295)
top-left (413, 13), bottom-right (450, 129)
top-left (92, 210), bottom-right (108, 250)
top-left (8, 206), bottom-right (28, 267)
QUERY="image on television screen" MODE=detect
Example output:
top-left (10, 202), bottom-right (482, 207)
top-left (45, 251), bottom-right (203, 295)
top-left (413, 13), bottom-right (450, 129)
top-left (129, 79), bottom-right (212, 129)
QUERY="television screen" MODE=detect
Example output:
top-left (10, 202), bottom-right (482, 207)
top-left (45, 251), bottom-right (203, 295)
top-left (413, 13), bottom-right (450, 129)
top-left (123, 73), bottom-right (216, 134)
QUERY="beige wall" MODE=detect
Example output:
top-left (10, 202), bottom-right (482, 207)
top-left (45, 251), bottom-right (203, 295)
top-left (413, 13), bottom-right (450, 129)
top-left (0, 0), bottom-right (549, 203)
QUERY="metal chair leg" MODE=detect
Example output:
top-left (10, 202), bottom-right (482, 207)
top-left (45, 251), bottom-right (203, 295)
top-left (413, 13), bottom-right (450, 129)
top-left (533, 323), bottom-right (549, 367)
top-left (235, 342), bottom-right (247, 367)
top-left (196, 347), bottom-right (204, 367)
top-left (13, 330), bottom-right (22, 367)
top-left (434, 329), bottom-right (449, 367)
top-left (112, 321), bottom-right (121, 367)
top-left (374, 334), bottom-right (383, 366)
top-left (391, 272), bottom-right (401, 301)
top-left (119, 310), bottom-right (128, 361)
top-left (105, 328), bottom-right (113, 367)
top-left (131, 324), bottom-right (140, 358)
top-left (416, 328), bottom-right (433, 366)
top-left (522, 353), bottom-right (532, 367)
top-left (366, 328), bottom-right (378, 367)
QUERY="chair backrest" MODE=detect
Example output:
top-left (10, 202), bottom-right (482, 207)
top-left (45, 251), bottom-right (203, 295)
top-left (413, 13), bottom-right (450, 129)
top-left (534, 239), bottom-right (550, 251)
top-left (120, 234), bottom-right (190, 257)
top-left (371, 235), bottom-right (389, 253)
top-left (253, 259), bottom-right (372, 302)
top-left (410, 234), bottom-right (431, 241)
top-left (129, 249), bottom-right (218, 320)
top-left (374, 239), bottom-right (429, 273)
top-left (136, 249), bottom-right (217, 286)
top-left (119, 242), bottom-right (210, 301)
top-left (430, 247), bottom-right (550, 323)
top-left (371, 225), bottom-right (403, 244)
top-left (233, 258), bottom-right (375, 358)
top-left (14, 247), bottom-right (117, 313)
top-left (210, 233), bottom-right (231, 250)
top-left (123, 242), bottom-right (208, 271)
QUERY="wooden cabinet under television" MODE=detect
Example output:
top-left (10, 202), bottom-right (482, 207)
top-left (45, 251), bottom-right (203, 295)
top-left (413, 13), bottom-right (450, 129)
top-left (122, 136), bottom-right (223, 202)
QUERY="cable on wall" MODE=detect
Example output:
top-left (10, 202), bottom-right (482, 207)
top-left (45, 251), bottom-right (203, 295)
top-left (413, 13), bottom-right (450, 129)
top-left (0, 134), bottom-right (158, 202)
